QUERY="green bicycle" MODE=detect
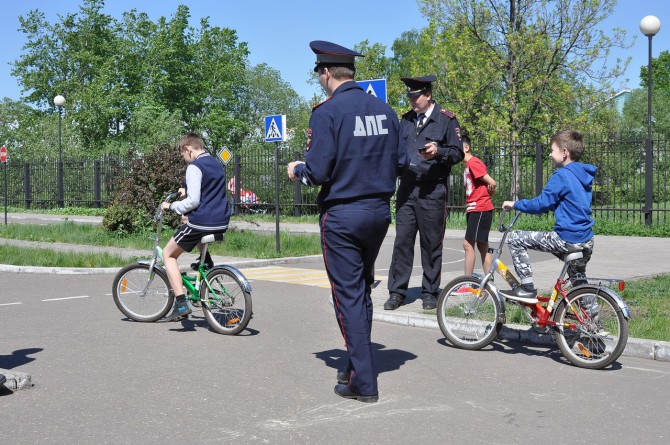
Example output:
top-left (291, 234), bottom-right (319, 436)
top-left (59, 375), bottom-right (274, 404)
top-left (112, 192), bottom-right (252, 335)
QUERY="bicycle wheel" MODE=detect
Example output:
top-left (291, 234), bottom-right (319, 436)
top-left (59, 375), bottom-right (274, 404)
top-left (200, 268), bottom-right (252, 335)
top-left (112, 263), bottom-right (174, 322)
top-left (554, 287), bottom-right (628, 369)
top-left (437, 275), bottom-right (502, 350)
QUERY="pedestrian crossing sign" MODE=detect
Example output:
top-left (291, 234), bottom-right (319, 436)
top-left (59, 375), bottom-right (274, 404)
top-left (357, 79), bottom-right (387, 103)
top-left (264, 115), bottom-right (287, 143)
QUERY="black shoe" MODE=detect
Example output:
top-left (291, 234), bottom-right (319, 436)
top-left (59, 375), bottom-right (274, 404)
top-left (422, 295), bottom-right (437, 310)
top-left (165, 296), bottom-right (192, 321)
top-left (337, 371), bottom-right (349, 384)
top-left (384, 293), bottom-right (405, 310)
top-left (334, 384), bottom-right (378, 403)
top-left (499, 286), bottom-right (538, 303)
top-left (190, 260), bottom-right (214, 271)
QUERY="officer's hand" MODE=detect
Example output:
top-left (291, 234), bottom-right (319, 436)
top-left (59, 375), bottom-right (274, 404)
top-left (287, 161), bottom-right (302, 180)
top-left (177, 187), bottom-right (185, 198)
top-left (161, 201), bottom-right (171, 211)
top-left (502, 200), bottom-right (515, 210)
top-left (419, 142), bottom-right (437, 160)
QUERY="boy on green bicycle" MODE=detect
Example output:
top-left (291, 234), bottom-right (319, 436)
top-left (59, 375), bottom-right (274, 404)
top-left (501, 130), bottom-right (596, 303)
top-left (161, 132), bottom-right (232, 321)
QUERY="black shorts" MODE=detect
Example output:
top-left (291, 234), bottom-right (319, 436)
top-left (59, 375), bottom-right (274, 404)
top-left (465, 211), bottom-right (493, 243)
top-left (172, 224), bottom-right (226, 252)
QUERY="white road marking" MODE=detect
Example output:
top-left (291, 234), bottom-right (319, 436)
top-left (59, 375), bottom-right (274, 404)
top-left (42, 295), bottom-right (90, 302)
top-left (624, 366), bottom-right (670, 376)
top-left (0, 302), bottom-right (22, 306)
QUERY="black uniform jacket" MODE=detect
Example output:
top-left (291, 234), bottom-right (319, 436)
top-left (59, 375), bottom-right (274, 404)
top-left (401, 104), bottom-right (464, 183)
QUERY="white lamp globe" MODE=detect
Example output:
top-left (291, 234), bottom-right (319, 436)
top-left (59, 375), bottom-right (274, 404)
top-left (640, 15), bottom-right (661, 36)
top-left (54, 95), bottom-right (66, 107)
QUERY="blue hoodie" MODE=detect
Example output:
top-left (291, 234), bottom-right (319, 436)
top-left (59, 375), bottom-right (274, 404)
top-left (514, 162), bottom-right (597, 243)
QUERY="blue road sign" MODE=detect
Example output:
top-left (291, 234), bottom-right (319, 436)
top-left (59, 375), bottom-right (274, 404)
top-left (357, 79), bottom-right (387, 103)
top-left (264, 115), bottom-right (287, 143)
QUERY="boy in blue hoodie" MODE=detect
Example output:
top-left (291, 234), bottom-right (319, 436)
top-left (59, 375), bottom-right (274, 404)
top-left (501, 130), bottom-right (596, 303)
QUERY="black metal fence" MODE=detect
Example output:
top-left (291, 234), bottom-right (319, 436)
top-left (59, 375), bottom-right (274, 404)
top-left (446, 133), bottom-right (670, 225)
top-left (1, 156), bottom-right (127, 210)
top-left (1, 133), bottom-right (668, 224)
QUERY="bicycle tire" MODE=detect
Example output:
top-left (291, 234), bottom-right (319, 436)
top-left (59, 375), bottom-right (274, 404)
top-left (200, 268), bottom-right (252, 335)
top-left (112, 263), bottom-right (174, 322)
top-left (437, 275), bottom-right (503, 350)
top-left (554, 286), bottom-right (628, 369)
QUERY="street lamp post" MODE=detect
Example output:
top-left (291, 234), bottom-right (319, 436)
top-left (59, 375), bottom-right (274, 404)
top-left (54, 95), bottom-right (66, 208)
top-left (640, 15), bottom-right (661, 226)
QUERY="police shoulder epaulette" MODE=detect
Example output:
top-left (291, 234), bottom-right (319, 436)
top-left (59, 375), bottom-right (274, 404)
top-left (312, 96), bottom-right (332, 110)
top-left (440, 109), bottom-right (456, 119)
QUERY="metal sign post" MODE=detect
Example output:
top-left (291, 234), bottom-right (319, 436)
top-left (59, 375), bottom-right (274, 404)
top-left (274, 141), bottom-right (280, 253)
top-left (1, 146), bottom-right (7, 225)
top-left (265, 115), bottom-right (287, 253)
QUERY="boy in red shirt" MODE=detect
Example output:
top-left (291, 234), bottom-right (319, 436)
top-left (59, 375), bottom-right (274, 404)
top-left (462, 135), bottom-right (497, 275)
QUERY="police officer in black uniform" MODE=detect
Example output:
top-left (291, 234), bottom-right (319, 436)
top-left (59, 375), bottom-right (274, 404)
top-left (384, 75), bottom-right (464, 311)
top-left (287, 41), bottom-right (407, 403)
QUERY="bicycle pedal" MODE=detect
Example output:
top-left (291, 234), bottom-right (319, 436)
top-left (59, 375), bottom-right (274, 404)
top-left (576, 342), bottom-right (591, 358)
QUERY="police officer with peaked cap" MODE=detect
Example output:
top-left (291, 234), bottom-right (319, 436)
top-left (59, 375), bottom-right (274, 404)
top-left (384, 74), bottom-right (464, 311)
top-left (287, 40), bottom-right (407, 403)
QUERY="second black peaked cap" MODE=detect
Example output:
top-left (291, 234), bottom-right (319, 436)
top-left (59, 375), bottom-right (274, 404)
top-left (310, 40), bottom-right (364, 72)
top-left (401, 75), bottom-right (437, 98)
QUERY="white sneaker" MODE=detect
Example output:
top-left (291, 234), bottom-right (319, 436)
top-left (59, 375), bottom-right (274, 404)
top-left (499, 287), bottom-right (538, 304)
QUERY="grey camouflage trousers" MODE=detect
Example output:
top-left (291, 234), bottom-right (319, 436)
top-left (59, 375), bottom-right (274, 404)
top-left (507, 230), bottom-right (594, 287)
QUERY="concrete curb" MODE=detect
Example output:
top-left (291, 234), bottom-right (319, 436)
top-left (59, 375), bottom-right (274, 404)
top-left (372, 311), bottom-right (670, 363)
top-left (0, 368), bottom-right (33, 391)
top-left (0, 264), bottom-right (122, 274)
top-left (0, 254), bottom-right (323, 274)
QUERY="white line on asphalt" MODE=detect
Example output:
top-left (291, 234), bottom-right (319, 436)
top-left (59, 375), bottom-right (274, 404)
top-left (0, 302), bottom-right (22, 306)
top-left (374, 258), bottom-right (464, 274)
top-left (625, 366), bottom-right (670, 376)
top-left (42, 296), bottom-right (90, 302)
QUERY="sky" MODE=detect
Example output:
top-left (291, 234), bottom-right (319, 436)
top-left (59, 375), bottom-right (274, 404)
top-left (0, 0), bottom-right (667, 103)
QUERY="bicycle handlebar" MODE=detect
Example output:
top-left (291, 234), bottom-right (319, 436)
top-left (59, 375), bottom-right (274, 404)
top-left (163, 191), bottom-right (181, 202)
top-left (498, 208), bottom-right (522, 232)
top-left (153, 191), bottom-right (181, 223)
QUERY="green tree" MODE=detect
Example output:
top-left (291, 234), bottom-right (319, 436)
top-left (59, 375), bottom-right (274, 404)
top-left (11, 1), bottom-right (251, 158)
top-left (620, 89), bottom-right (670, 136)
top-left (0, 98), bottom-right (84, 162)
top-left (232, 63), bottom-right (312, 205)
top-left (640, 50), bottom-right (670, 92)
top-left (416, 0), bottom-right (632, 198)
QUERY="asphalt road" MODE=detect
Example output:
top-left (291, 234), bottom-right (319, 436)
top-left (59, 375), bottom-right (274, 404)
top-left (1, 268), bottom-right (669, 445)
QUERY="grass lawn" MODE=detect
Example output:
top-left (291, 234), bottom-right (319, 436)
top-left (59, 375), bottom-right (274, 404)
top-left (0, 221), bottom-right (322, 259)
top-left (0, 244), bottom-right (128, 268)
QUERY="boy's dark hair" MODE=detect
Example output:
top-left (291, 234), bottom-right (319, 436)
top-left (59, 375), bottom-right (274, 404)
top-left (461, 135), bottom-right (471, 147)
top-left (178, 132), bottom-right (204, 152)
top-left (551, 130), bottom-right (584, 161)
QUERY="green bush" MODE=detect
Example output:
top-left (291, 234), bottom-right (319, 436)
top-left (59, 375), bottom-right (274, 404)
top-left (102, 145), bottom-right (184, 234)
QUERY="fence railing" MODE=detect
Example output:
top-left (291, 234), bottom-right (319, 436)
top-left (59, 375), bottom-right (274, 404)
top-left (1, 133), bottom-right (668, 225)
top-left (1, 156), bottom-right (128, 210)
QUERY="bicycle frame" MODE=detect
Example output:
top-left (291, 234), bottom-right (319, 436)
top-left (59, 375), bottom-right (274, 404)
top-left (137, 192), bottom-right (252, 304)
top-left (477, 210), bottom-right (630, 331)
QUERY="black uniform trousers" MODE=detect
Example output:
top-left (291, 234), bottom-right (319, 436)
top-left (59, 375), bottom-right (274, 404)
top-left (388, 181), bottom-right (448, 298)
top-left (320, 198), bottom-right (391, 397)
